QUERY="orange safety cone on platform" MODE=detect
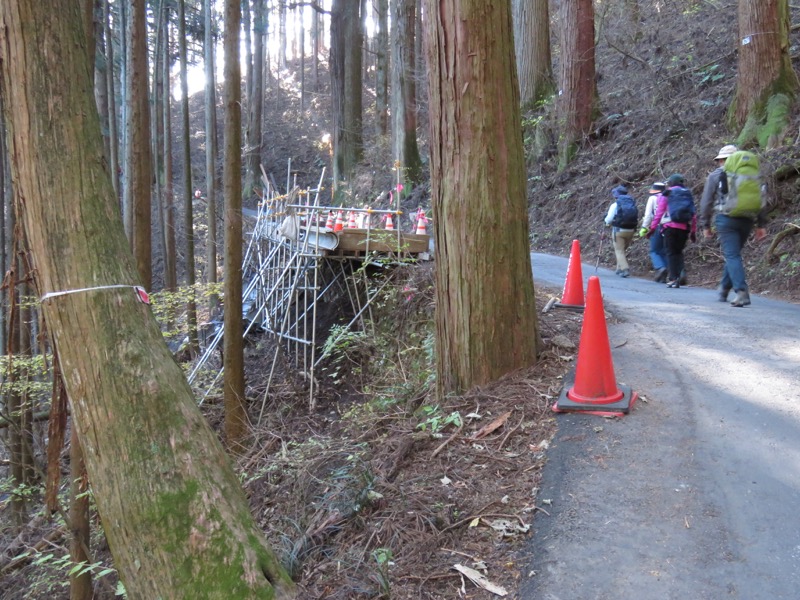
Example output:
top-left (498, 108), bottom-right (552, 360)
top-left (554, 239), bottom-right (585, 310)
top-left (385, 213), bottom-right (395, 230)
top-left (334, 211), bottom-right (345, 232)
top-left (325, 211), bottom-right (335, 230)
top-left (415, 211), bottom-right (428, 235)
top-left (553, 275), bottom-right (637, 416)
top-left (347, 211), bottom-right (358, 228)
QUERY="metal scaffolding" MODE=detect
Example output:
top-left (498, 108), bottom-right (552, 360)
top-left (188, 171), bottom-right (430, 415)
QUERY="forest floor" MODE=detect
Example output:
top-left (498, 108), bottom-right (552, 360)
top-left (3, 1), bottom-right (800, 598)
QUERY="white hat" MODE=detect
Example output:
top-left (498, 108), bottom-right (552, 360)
top-left (714, 144), bottom-right (738, 160)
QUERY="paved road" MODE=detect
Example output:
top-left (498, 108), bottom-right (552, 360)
top-left (521, 253), bottom-right (800, 600)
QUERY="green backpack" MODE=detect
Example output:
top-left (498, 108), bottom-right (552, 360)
top-left (719, 150), bottom-right (763, 218)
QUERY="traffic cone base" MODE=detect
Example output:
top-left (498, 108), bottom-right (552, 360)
top-left (553, 382), bottom-right (637, 416)
top-left (555, 239), bottom-right (585, 310)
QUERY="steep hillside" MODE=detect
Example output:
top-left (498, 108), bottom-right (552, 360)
top-left (527, 1), bottom-right (800, 301)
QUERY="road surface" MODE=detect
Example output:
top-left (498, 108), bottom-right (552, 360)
top-left (521, 253), bottom-right (800, 600)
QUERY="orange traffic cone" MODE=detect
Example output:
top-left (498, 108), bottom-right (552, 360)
top-left (325, 211), bottom-right (335, 230)
top-left (334, 211), bottom-right (344, 232)
top-left (554, 239), bottom-right (585, 310)
top-left (415, 211), bottom-right (428, 235)
top-left (347, 211), bottom-right (358, 228)
top-left (553, 276), bottom-right (637, 416)
top-left (385, 213), bottom-right (395, 230)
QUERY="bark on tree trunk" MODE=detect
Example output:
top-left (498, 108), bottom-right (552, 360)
top-left (179, 0), bottom-right (198, 354)
top-left (103, 0), bottom-right (120, 200)
top-left (730, 0), bottom-right (798, 141)
top-left (391, 0), bottom-right (423, 186)
top-left (245, 0), bottom-right (265, 199)
top-left (223, 0), bottom-right (249, 450)
top-left (375, 0), bottom-right (389, 136)
top-left (204, 0), bottom-right (219, 312)
top-left (514, 0), bottom-right (554, 107)
top-left (557, 0), bottom-right (598, 170)
top-left (123, 0), bottom-right (152, 288)
top-left (69, 427), bottom-right (92, 600)
top-left (424, 0), bottom-right (540, 397)
top-left (0, 2), bottom-right (295, 597)
top-left (162, 11), bottom-right (178, 293)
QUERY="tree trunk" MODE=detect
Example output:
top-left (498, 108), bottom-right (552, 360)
top-left (162, 11), bottom-right (178, 293)
top-left (204, 0), bottom-right (219, 312)
top-left (375, 0), bottom-right (389, 136)
top-left (103, 0), bottom-right (120, 200)
top-left (243, 0), bottom-right (253, 102)
top-left (69, 427), bottom-right (92, 600)
top-left (123, 0), bottom-right (152, 288)
top-left (330, 0), bottom-right (346, 191)
top-left (730, 0), bottom-right (798, 144)
top-left (179, 0), bottom-right (198, 354)
top-left (557, 0), bottom-right (598, 170)
top-left (514, 0), bottom-right (554, 107)
top-left (223, 0), bottom-right (249, 450)
top-left (245, 0), bottom-right (265, 199)
top-left (278, 0), bottom-right (287, 70)
top-left (7, 218), bottom-right (26, 528)
top-left (330, 0), bottom-right (364, 192)
top-left (423, 0), bottom-right (539, 397)
top-left (0, 2), bottom-right (295, 597)
top-left (391, 0), bottom-right (422, 186)
top-left (343, 0), bottom-right (364, 177)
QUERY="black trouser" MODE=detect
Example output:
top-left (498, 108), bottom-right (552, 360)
top-left (662, 227), bottom-right (689, 282)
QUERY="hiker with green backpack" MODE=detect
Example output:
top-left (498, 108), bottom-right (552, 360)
top-left (700, 145), bottom-right (768, 307)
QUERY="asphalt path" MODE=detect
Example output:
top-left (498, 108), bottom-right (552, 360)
top-left (521, 253), bottom-right (800, 600)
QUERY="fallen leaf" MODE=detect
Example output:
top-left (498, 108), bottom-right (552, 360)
top-left (472, 411), bottom-right (512, 440)
top-left (453, 563), bottom-right (508, 596)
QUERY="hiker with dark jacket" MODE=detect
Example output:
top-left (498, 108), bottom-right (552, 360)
top-left (700, 144), bottom-right (767, 307)
top-left (604, 185), bottom-right (637, 277)
top-left (648, 174), bottom-right (697, 288)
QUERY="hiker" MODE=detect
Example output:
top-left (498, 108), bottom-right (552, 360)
top-left (648, 174), bottom-right (697, 288)
top-left (604, 185), bottom-right (638, 277)
top-left (640, 182), bottom-right (669, 282)
top-left (700, 144), bottom-right (768, 307)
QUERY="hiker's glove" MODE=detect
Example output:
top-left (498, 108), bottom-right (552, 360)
top-left (639, 227), bottom-right (648, 238)
top-left (645, 229), bottom-right (654, 239)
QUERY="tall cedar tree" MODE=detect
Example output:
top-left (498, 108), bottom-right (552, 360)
top-left (0, 2), bottom-right (295, 597)
top-left (204, 0), bottom-right (219, 310)
top-left (124, 0), bottom-right (152, 287)
top-left (223, 0), bottom-right (248, 449)
top-left (424, 0), bottom-right (539, 396)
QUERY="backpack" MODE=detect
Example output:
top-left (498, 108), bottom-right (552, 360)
top-left (666, 187), bottom-right (695, 224)
top-left (611, 195), bottom-right (638, 229)
top-left (718, 150), bottom-right (763, 218)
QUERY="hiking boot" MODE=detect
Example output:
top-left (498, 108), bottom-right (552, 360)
top-left (730, 290), bottom-right (751, 307)
top-left (653, 268), bottom-right (667, 283)
top-left (620, 269), bottom-right (630, 278)
top-left (615, 269), bottom-right (623, 276)
top-left (716, 286), bottom-right (732, 302)
top-left (666, 280), bottom-right (680, 288)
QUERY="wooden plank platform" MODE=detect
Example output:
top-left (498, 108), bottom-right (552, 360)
top-left (334, 229), bottom-right (430, 254)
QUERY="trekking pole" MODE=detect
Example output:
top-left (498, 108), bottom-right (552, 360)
top-left (595, 226), bottom-right (607, 273)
